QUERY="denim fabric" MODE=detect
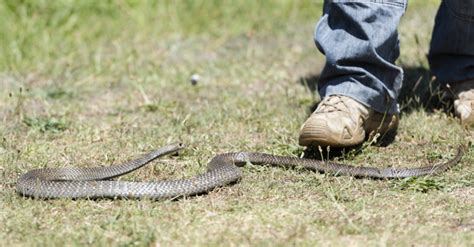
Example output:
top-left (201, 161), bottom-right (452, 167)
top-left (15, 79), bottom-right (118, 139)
top-left (315, 0), bottom-right (474, 114)
top-left (429, 0), bottom-right (474, 83)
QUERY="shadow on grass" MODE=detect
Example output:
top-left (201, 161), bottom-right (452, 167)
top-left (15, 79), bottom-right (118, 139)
top-left (298, 73), bottom-right (320, 113)
top-left (296, 66), bottom-right (454, 158)
top-left (398, 66), bottom-right (453, 115)
top-left (301, 130), bottom-right (397, 160)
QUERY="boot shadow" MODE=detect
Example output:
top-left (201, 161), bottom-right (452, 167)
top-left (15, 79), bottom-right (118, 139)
top-left (398, 66), bottom-right (454, 115)
top-left (301, 129), bottom-right (396, 160)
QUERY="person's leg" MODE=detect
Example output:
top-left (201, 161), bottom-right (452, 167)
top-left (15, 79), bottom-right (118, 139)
top-left (299, 0), bottom-right (406, 147)
top-left (428, 0), bottom-right (474, 126)
top-left (316, 0), bottom-right (407, 114)
top-left (429, 0), bottom-right (474, 83)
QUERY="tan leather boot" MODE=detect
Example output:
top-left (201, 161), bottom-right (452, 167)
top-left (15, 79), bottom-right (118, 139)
top-left (451, 79), bottom-right (474, 127)
top-left (299, 95), bottom-right (398, 148)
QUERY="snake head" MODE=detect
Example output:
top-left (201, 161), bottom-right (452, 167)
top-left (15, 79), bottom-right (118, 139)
top-left (158, 143), bottom-right (186, 157)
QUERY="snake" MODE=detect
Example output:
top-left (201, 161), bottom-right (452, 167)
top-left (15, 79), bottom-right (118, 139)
top-left (16, 143), bottom-right (464, 200)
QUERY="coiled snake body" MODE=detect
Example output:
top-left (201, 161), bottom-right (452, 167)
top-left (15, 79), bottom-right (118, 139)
top-left (16, 143), bottom-right (464, 200)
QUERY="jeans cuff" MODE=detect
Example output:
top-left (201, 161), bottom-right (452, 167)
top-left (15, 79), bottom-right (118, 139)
top-left (331, 0), bottom-right (407, 9)
top-left (320, 81), bottom-right (399, 114)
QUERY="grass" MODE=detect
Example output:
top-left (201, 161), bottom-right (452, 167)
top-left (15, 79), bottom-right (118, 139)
top-left (1, 0), bottom-right (473, 246)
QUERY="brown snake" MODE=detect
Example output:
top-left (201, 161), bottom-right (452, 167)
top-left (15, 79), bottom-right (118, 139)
top-left (16, 143), bottom-right (464, 200)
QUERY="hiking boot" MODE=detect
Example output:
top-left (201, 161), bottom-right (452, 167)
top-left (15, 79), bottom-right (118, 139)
top-left (450, 79), bottom-right (474, 127)
top-left (299, 95), bottom-right (399, 148)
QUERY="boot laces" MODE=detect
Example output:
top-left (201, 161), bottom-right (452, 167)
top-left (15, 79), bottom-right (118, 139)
top-left (318, 95), bottom-right (351, 113)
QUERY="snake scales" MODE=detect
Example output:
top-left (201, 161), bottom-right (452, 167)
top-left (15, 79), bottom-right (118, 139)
top-left (16, 143), bottom-right (464, 200)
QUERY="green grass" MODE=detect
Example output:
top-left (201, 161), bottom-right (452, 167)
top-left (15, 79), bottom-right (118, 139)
top-left (1, 0), bottom-right (473, 246)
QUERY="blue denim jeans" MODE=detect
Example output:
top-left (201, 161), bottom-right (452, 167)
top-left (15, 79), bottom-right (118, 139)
top-left (315, 0), bottom-right (474, 114)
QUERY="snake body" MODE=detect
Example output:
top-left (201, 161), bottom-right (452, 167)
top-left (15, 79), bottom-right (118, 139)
top-left (16, 143), bottom-right (464, 200)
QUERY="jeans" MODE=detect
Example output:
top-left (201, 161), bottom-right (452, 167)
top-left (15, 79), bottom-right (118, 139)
top-left (315, 0), bottom-right (474, 114)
